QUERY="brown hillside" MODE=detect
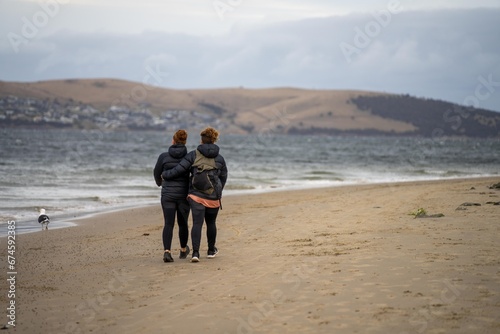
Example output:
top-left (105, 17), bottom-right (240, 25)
top-left (0, 79), bottom-right (417, 134)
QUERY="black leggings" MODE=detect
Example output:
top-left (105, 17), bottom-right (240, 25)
top-left (188, 198), bottom-right (219, 252)
top-left (161, 197), bottom-right (190, 251)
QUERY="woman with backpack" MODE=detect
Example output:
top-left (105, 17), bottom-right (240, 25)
top-left (154, 129), bottom-right (191, 263)
top-left (161, 127), bottom-right (228, 262)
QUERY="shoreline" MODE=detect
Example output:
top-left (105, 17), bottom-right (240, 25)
top-left (0, 176), bottom-right (499, 332)
top-left (1, 175), bottom-right (498, 238)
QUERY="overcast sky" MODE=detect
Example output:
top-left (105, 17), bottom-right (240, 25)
top-left (1, 0), bottom-right (500, 112)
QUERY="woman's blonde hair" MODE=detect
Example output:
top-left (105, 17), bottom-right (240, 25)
top-left (173, 129), bottom-right (188, 144)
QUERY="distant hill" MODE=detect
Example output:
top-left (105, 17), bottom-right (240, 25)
top-left (0, 79), bottom-right (499, 137)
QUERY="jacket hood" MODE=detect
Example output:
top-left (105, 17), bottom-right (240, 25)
top-left (168, 144), bottom-right (187, 159)
top-left (197, 143), bottom-right (219, 158)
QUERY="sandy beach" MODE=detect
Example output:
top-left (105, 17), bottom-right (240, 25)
top-left (1, 177), bottom-right (499, 333)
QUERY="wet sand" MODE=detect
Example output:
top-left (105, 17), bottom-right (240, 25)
top-left (1, 177), bottom-right (499, 333)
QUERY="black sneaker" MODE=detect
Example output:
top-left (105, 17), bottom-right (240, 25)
top-left (163, 252), bottom-right (174, 263)
top-left (191, 250), bottom-right (200, 263)
top-left (207, 247), bottom-right (219, 259)
top-left (179, 245), bottom-right (190, 259)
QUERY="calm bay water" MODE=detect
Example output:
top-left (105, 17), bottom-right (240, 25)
top-left (0, 128), bottom-right (499, 235)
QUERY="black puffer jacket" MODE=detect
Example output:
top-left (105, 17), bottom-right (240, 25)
top-left (161, 144), bottom-right (228, 200)
top-left (153, 144), bottom-right (189, 201)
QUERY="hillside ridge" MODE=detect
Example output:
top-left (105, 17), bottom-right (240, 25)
top-left (1, 79), bottom-right (498, 137)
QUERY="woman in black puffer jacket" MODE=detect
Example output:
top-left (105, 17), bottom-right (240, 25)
top-left (153, 129), bottom-right (191, 263)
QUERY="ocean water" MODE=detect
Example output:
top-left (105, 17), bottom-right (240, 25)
top-left (0, 128), bottom-right (499, 236)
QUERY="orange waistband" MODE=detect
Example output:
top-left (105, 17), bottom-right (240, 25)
top-left (188, 194), bottom-right (220, 208)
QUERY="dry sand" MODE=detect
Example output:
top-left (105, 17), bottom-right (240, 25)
top-left (1, 178), bottom-right (499, 333)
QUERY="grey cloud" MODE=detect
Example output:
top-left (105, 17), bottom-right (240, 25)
top-left (1, 8), bottom-right (499, 112)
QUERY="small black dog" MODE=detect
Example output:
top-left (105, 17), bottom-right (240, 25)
top-left (38, 208), bottom-right (50, 231)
